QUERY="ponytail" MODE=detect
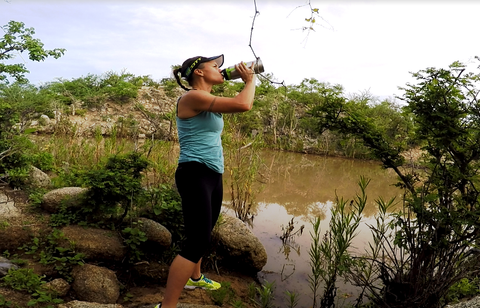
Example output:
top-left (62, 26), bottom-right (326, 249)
top-left (173, 68), bottom-right (191, 91)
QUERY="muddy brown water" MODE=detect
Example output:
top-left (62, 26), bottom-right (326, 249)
top-left (223, 149), bottom-right (402, 307)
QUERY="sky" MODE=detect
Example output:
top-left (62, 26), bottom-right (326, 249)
top-left (2, 0), bottom-right (480, 100)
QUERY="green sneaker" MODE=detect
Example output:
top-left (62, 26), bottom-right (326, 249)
top-left (184, 274), bottom-right (221, 290)
top-left (154, 304), bottom-right (162, 308)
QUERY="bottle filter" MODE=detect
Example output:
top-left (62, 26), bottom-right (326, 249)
top-left (221, 58), bottom-right (264, 80)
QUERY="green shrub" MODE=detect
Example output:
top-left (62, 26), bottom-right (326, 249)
top-left (80, 151), bottom-right (149, 222)
top-left (1, 268), bottom-right (44, 293)
top-left (140, 184), bottom-right (184, 242)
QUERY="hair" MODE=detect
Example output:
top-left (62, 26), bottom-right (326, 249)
top-left (173, 62), bottom-right (206, 91)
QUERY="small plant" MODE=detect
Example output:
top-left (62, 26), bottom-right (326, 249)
top-left (123, 292), bottom-right (134, 302)
top-left (27, 188), bottom-right (48, 209)
top-left (207, 281), bottom-right (236, 306)
top-left (309, 216), bottom-right (322, 308)
top-left (0, 294), bottom-right (12, 307)
top-left (231, 300), bottom-right (246, 308)
top-left (28, 289), bottom-right (63, 307)
top-left (285, 290), bottom-right (300, 308)
top-left (122, 223), bottom-right (148, 262)
top-left (1, 268), bottom-right (44, 293)
top-left (254, 280), bottom-right (275, 308)
top-left (19, 229), bottom-right (85, 282)
top-left (0, 221), bottom-right (9, 230)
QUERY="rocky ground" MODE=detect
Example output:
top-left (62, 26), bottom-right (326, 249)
top-left (0, 186), bottom-right (259, 308)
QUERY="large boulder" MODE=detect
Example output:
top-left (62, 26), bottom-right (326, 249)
top-left (58, 301), bottom-right (123, 308)
top-left (0, 226), bottom-right (31, 252)
top-left (72, 264), bottom-right (120, 304)
top-left (213, 215), bottom-right (267, 273)
top-left (61, 225), bottom-right (127, 262)
top-left (42, 187), bottom-right (88, 213)
top-left (138, 217), bottom-right (172, 247)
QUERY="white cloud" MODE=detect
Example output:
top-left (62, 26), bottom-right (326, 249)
top-left (2, 0), bottom-right (479, 99)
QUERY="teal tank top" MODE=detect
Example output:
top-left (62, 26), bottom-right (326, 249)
top-left (176, 108), bottom-right (224, 174)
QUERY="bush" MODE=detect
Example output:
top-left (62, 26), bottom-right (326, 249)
top-left (80, 151), bottom-right (149, 223)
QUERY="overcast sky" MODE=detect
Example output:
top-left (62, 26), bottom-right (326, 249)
top-left (2, 0), bottom-right (480, 100)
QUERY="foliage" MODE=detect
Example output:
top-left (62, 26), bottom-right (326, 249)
top-left (0, 20), bottom-right (65, 84)
top-left (122, 223), bottom-right (148, 262)
top-left (253, 280), bottom-right (275, 308)
top-left (324, 59), bottom-right (480, 308)
top-left (40, 70), bottom-right (145, 109)
top-left (207, 281), bottom-right (236, 306)
top-left (0, 82), bottom-right (56, 187)
top-left (160, 77), bottom-right (179, 98)
top-left (0, 294), bottom-right (12, 307)
top-left (308, 177), bottom-right (366, 308)
top-left (284, 290), bottom-right (300, 308)
top-left (80, 151), bottom-right (149, 223)
top-left (1, 268), bottom-right (63, 307)
top-left (223, 114), bottom-right (264, 224)
top-left (2, 268), bottom-right (44, 293)
top-left (19, 229), bottom-right (85, 283)
top-left (140, 183), bottom-right (184, 243)
top-left (444, 277), bottom-right (480, 304)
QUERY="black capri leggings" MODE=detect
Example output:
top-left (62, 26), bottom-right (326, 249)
top-left (175, 161), bottom-right (223, 263)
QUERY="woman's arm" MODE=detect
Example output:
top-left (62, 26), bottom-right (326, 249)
top-left (182, 62), bottom-right (256, 114)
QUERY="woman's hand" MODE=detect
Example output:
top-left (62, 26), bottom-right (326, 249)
top-left (235, 61), bottom-right (256, 83)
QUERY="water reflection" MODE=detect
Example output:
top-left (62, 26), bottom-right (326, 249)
top-left (223, 150), bottom-right (403, 307)
top-left (255, 150), bottom-right (401, 218)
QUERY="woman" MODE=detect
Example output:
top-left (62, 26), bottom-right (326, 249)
top-left (156, 54), bottom-right (256, 308)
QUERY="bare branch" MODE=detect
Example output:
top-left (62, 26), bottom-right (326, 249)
top-left (250, 0), bottom-right (287, 90)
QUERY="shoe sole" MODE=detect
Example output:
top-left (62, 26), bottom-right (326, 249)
top-left (184, 285), bottom-right (220, 290)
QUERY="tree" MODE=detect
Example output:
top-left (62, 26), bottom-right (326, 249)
top-left (0, 20), bottom-right (65, 84)
top-left (314, 59), bottom-right (480, 307)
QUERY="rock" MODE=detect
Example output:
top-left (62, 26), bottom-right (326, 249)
top-left (213, 214), bottom-right (267, 273)
top-left (446, 296), bottom-right (480, 308)
top-left (42, 187), bottom-right (88, 213)
top-left (42, 278), bottom-right (70, 297)
top-left (28, 166), bottom-right (51, 189)
top-left (138, 217), bottom-right (172, 247)
top-left (0, 226), bottom-right (31, 252)
top-left (132, 261), bottom-right (169, 283)
top-left (0, 192), bottom-right (21, 218)
top-left (136, 305), bottom-right (218, 308)
top-left (61, 225), bottom-right (127, 262)
top-left (0, 256), bottom-right (18, 277)
top-left (40, 114), bottom-right (50, 123)
top-left (72, 264), bottom-right (120, 304)
top-left (58, 300), bottom-right (123, 308)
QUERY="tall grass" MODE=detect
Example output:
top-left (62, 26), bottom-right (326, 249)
top-left (223, 113), bottom-right (265, 224)
top-left (308, 176), bottom-right (368, 308)
top-left (33, 133), bottom-right (177, 189)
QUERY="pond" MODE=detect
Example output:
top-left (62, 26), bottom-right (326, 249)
top-left (223, 149), bottom-right (403, 307)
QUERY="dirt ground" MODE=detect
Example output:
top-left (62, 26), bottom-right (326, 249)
top-left (119, 271), bottom-right (257, 307)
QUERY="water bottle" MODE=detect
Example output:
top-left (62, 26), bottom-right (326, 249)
top-left (221, 58), bottom-right (264, 80)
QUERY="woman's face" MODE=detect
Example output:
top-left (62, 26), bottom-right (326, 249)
top-left (196, 60), bottom-right (224, 85)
